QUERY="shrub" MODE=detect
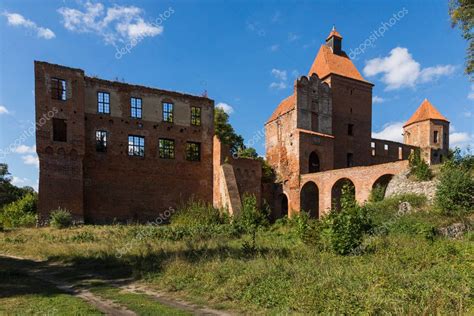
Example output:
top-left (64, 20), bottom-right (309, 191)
top-left (50, 208), bottom-right (73, 229)
top-left (409, 149), bottom-right (432, 181)
top-left (435, 152), bottom-right (474, 216)
top-left (326, 185), bottom-right (373, 255)
top-left (235, 194), bottom-right (269, 232)
top-left (0, 193), bottom-right (37, 228)
top-left (369, 184), bottom-right (386, 202)
top-left (171, 200), bottom-right (229, 227)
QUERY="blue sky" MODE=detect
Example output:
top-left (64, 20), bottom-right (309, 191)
top-left (0, 0), bottom-right (472, 190)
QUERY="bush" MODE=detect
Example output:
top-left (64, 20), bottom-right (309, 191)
top-left (326, 185), bottom-right (373, 255)
top-left (435, 152), bottom-right (474, 216)
top-left (0, 193), bottom-right (37, 228)
top-left (369, 184), bottom-right (386, 202)
top-left (171, 200), bottom-right (229, 227)
top-left (50, 208), bottom-right (73, 229)
top-left (235, 194), bottom-right (269, 232)
top-left (409, 149), bottom-right (432, 181)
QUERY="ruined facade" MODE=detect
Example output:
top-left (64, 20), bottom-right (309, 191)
top-left (35, 27), bottom-right (450, 223)
top-left (265, 28), bottom-right (449, 218)
top-left (35, 61), bottom-right (214, 223)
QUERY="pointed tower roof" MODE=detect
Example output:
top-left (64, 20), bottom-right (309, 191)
top-left (404, 99), bottom-right (449, 127)
top-left (308, 45), bottom-right (368, 82)
top-left (307, 27), bottom-right (369, 83)
top-left (326, 26), bottom-right (342, 40)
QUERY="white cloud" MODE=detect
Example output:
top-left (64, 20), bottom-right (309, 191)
top-left (372, 122), bottom-right (404, 143)
top-left (288, 32), bottom-right (300, 42)
top-left (419, 65), bottom-right (456, 83)
top-left (450, 132), bottom-right (473, 149)
top-left (13, 145), bottom-right (36, 154)
top-left (269, 44), bottom-right (279, 52)
top-left (270, 68), bottom-right (288, 90)
top-left (468, 84), bottom-right (474, 100)
top-left (271, 68), bottom-right (287, 81)
top-left (22, 154), bottom-right (39, 167)
top-left (58, 2), bottom-right (163, 46)
top-left (3, 12), bottom-right (55, 39)
top-left (11, 176), bottom-right (37, 191)
top-left (363, 47), bottom-right (455, 90)
top-left (11, 176), bottom-right (28, 186)
top-left (269, 82), bottom-right (287, 90)
top-left (216, 102), bottom-right (234, 114)
top-left (372, 96), bottom-right (385, 104)
top-left (0, 105), bottom-right (9, 115)
top-left (463, 111), bottom-right (472, 118)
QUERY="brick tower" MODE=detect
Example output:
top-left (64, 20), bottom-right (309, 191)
top-left (403, 99), bottom-right (450, 164)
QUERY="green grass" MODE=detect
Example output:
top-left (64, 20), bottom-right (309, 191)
top-left (0, 265), bottom-right (102, 315)
top-left (87, 281), bottom-right (190, 316)
top-left (0, 196), bottom-right (472, 314)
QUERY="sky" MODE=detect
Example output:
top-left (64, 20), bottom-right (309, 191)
top-left (0, 0), bottom-right (473, 191)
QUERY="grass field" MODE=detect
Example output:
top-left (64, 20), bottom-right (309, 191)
top-left (0, 196), bottom-right (473, 314)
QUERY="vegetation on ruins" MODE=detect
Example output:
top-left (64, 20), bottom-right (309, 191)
top-left (49, 208), bottom-right (73, 229)
top-left (435, 148), bottom-right (474, 216)
top-left (408, 148), bottom-right (433, 181)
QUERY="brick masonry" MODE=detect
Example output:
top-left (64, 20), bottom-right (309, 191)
top-left (35, 61), bottom-right (214, 223)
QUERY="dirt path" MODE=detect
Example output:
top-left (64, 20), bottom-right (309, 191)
top-left (0, 254), bottom-right (231, 316)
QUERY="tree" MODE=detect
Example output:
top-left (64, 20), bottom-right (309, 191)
top-left (214, 107), bottom-right (244, 154)
top-left (449, 0), bottom-right (473, 79)
top-left (214, 108), bottom-right (276, 182)
top-left (0, 163), bottom-right (34, 208)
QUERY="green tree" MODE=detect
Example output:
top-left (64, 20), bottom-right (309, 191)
top-left (0, 163), bottom-right (34, 207)
top-left (214, 107), bottom-right (244, 155)
top-left (449, 0), bottom-right (473, 78)
top-left (435, 148), bottom-right (474, 216)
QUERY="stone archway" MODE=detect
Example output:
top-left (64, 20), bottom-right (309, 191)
top-left (331, 178), bottom-right (355, 211)
top-left (372, 174), bottom-right (394, 200)
top-left (300, 181), bottom-right (319, 218)
top-left (308, 151), bottom-right (320, 173)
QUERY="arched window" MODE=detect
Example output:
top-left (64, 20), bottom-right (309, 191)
top-left (308, 151), bottom-right (320, 173)
top-left (300, 181), bottom-right (319, 218)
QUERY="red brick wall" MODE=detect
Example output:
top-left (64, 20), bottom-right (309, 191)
top-left (327, 75), bottom-right (373, 169)
top-left (35, 61), bottom-right (86, 222)
top-left (35, 61), bottom-right (214, 223)
top-left (370, 138), bottom-right (417, 165)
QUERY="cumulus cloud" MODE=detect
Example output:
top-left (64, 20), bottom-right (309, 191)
top-left (450, 132), bottom-right (473, 149)
top-left (372, 122), bottom-right (404, 143)
top-left (2, 11), bottom-right (55, 39)
top-left (13, 145), bottom-right (36, 154)
top-left (58, 1), bottom-right (163, 46)
top-left (270, 68), bottom-right (288, 90)
top-left (363, 47), bottom-right (455, 90)
top-left (21, 154), bottom-right (39, 167)
top-left (372, 96), bottom-right (385, 104)
top-left (216, 102), bottom-right (234, 114)
top-left (271, 68), bottom-right (287, 81)
top-left (269, 82), bottom-right (287, 90)
top-left (0, 105), bottom-right (9, 115)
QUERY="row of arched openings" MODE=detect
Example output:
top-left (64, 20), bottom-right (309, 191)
top-left (276, 174), bottom-right (394, 219)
